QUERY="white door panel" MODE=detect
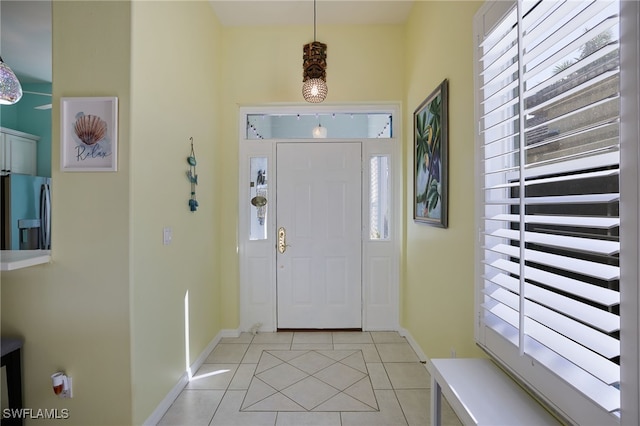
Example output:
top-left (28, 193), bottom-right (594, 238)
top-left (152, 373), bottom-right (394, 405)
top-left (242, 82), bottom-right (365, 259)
top-left (277, 142), bottom-right (362, 329)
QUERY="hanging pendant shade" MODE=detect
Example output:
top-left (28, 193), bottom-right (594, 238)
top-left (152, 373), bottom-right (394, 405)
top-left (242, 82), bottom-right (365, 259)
top-left (312, 123), bottom-right (327, 138)
top-left (302, 77), bottom-right (327, 104)
top-left (0, 56), bottom-right (22, 105)
top-left (302, 0), bottom-right (327, 103)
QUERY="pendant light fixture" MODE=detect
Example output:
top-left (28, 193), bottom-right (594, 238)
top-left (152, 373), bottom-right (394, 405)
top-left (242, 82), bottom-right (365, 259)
top-left (312, 124), bottom-right (327, 138)
top-left (312, 113), bottom-right (327, 138)
top-left (302, 0), bottom-right (327, 103)
top-left (0, 56), bottom-right (23, 105)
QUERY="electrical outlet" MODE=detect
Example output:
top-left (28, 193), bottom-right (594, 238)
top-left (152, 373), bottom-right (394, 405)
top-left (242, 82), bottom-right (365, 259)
top-left (52, 373), bottom-right (72, 398)
top-left (61, 377), bottom-right (73, 398)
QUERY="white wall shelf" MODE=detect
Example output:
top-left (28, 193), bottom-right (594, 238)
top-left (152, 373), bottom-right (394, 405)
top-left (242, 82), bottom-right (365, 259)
top-left (1, 250), bottom-right (51, 271)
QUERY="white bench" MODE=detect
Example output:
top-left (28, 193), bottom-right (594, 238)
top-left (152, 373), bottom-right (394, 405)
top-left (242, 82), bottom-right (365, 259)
top-left (428, 358), bottom-right (560, 425)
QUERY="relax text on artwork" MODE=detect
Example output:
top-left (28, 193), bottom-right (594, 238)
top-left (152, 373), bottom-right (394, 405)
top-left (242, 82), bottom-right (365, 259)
top-left (75, 143), bottom-right (111, 162)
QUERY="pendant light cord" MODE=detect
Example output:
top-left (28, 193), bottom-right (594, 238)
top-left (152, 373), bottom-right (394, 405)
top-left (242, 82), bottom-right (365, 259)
top-left (313, 0), bottom-right (317, 41)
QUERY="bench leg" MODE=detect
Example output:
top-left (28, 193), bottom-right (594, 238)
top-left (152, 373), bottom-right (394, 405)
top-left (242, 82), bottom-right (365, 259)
top-left (431, 375), bottom-right (442, 426)
top-left (2, 348), bottom-right (23, 426)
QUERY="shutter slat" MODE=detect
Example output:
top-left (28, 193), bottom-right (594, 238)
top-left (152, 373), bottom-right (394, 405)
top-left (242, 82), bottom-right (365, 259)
top-left (524, 0), bottom-right (610, 64)
top-left (487, 214), bottom-right (620, 229)
top-left (483, 133), bottom-right (518, 153)
top-left (524, 2), bottom-right (615, 80)
top-left (482, 96), bottom-right (519, 126)
top-left (524, 95), bottom-right (620, 137)
top-left (523, 151), bottom-right (619, 179)
top-left (482, 77), bottom-right (518, 109)
top-left (525, 145), bottom-right (619, 170)
top-left (490, 228), bottom-right (620, 255)
top-left (486, 193), bottom-right (619, 205)
top-left (479, 7), bottom-right (517, 51)
top-left (521, 0), bottom-right (558, 34)
top-left (525, 22), bottom-right (618, 89)
top-left (484, 291), bottom-right (619, 385)
top-left (486, 273), bottom-right (619, 357)
top-left (484, 148), bottom-right (520, 164)
top-left (480, 111), bottom-right (520, 134)
top-left (484, 265), bottom-right (620, 334)
top-left (524, 283), bottom-right (620, 333)
top-left (521, 333), bottom-right (621, 413)
top-left (524, 65), bottom-right (619, 116)
top-left (527, 299), bottom-right (620, 359)
top-left (488, 243), bottom-right (619, 281)
top-left (484, 168), bottom-right (619, 189)
top-left (523, 120), bottom-right (619, 155)
top-left (484, 316), bottom-right (621, 413)
top-left (486, 258), bottom-right (619, 307)
top-left (484, 272), bottom-right (519, 293)
top-left (480, 44), bottom-right (518, 84)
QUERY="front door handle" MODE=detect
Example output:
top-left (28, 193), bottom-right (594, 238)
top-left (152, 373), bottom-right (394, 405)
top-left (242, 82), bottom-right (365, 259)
top-left (277, 227), bottom-right (290, 254)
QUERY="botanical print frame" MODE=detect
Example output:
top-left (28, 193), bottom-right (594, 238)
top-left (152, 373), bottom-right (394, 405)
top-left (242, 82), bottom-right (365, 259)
top-left (414, 79), bottom-right (448, 227)
top-left (60, 97), bottom-right (118, 172)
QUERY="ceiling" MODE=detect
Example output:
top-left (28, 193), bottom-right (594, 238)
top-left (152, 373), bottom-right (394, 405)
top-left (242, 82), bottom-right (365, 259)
top-left (1, 0), bottom-right (52, 84)
top-left (0, 0), bottom-right (414, 85)
top-left (210, 1), bottom-right (415, 26)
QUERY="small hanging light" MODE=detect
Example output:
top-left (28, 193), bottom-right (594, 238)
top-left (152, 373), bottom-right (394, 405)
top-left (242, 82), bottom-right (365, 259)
top-left (312, 123), bottom-right (327, 138)
top-left (0, 56), bottom-right (23, 105)
top-left (302, 0), bottom-right (327, 103)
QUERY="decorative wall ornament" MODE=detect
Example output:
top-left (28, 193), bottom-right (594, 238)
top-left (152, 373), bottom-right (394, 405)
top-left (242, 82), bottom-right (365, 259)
top-left (187, 137), bottom-right (198, 212)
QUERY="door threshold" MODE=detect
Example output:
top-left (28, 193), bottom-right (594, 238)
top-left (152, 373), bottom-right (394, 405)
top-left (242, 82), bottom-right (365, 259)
top-left (277, 328), bottom-right (363, 332)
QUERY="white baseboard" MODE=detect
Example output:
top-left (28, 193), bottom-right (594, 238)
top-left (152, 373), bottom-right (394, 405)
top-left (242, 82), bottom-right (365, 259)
top-left (143, 328), bottom-right (240, 425)
top-left (142, 372), bottom-right (189, 426)
top-left (398, 327), bottom-right (428, 363)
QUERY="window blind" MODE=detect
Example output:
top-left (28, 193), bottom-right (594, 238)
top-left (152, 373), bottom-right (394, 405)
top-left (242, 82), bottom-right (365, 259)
top-left (478, 0), bottom-right (621, 420)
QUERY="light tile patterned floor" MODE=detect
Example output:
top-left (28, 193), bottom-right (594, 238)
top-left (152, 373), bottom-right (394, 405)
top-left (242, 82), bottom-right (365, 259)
top-left (158, 331), bottom-right (462, 426)
top-left (243, 349), bottom-right (376, 412)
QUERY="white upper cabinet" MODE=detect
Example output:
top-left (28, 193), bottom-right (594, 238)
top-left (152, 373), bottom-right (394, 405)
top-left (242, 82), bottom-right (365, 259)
top-left (0, 127), bottom-right (39, 176)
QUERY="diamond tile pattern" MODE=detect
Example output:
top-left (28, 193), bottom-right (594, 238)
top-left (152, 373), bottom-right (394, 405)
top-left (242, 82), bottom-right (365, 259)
top-left (255, 362), bottom-right (308, 390)
top-left (159, 331), bottom-right (464, 426)
top-left (242, 349), bottom-right (377, 412)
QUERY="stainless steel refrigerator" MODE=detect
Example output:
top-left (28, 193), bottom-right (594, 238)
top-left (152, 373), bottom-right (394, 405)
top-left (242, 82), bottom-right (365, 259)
top-left (1, 174), bottom-right (51, 250)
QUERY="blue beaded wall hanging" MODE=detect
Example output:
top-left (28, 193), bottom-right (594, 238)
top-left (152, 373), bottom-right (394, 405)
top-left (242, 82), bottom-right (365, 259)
top-left (187, 137), bottom-right (198, 212)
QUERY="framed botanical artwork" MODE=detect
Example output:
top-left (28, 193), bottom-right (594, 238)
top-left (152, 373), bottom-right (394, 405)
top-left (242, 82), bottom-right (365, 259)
top-left (414, 79), bottom-right (448, 227)
top-left (60, 97), bottom-right (118, 172)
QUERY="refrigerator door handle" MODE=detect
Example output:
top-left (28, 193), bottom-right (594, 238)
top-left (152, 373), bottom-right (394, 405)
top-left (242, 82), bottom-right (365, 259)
top-left (40, 183), bottom-right (51, 250)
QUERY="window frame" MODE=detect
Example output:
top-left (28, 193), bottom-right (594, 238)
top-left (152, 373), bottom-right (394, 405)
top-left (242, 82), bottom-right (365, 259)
top-left (473, 1), bottom-right (640, 424)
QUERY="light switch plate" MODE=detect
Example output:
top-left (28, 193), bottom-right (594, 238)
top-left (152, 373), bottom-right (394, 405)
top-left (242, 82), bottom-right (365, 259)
top-left (163, 227), bottom-right (172, 245)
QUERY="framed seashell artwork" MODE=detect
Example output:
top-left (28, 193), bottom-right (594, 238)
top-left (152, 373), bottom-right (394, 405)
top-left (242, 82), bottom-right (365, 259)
top-left (61, 97), bottom-right (118, 171)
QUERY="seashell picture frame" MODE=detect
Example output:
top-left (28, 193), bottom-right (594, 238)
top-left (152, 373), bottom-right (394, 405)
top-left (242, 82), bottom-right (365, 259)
top-left (61, 97), bottom-right (118, 172)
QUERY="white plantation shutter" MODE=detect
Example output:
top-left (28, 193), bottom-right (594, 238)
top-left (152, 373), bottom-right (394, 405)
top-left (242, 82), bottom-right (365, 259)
top-left (475, 0), bottom-right (631, 423)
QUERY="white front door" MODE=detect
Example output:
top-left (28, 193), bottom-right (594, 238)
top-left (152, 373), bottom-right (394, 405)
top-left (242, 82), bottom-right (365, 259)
top-left (276, 142), bottom-right (362, 329)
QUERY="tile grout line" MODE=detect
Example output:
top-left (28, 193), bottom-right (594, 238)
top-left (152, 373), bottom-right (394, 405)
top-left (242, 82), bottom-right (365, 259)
top-left (212, 333), bottom-right (255, 423)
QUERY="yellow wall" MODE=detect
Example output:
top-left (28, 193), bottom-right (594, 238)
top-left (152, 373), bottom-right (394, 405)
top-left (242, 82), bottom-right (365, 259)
top-left (218, 24), bottom-right (406, 328)
top-left (1, 2), bottom-right (133, 425)
top-left (402, 0), bottom-right (484, 359)
top-left (129, 1), bottom-right (223, 423)
top-left (1, 1), bottom-right (224, 424)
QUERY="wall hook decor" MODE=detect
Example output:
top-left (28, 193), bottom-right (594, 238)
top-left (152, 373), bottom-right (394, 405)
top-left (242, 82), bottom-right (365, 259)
top-left (186, 137), bottom-right (198, 212)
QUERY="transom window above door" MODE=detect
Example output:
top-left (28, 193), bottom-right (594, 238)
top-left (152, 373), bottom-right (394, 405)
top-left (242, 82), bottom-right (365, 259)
top-left (246, 112), bottom-right (393, 139)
